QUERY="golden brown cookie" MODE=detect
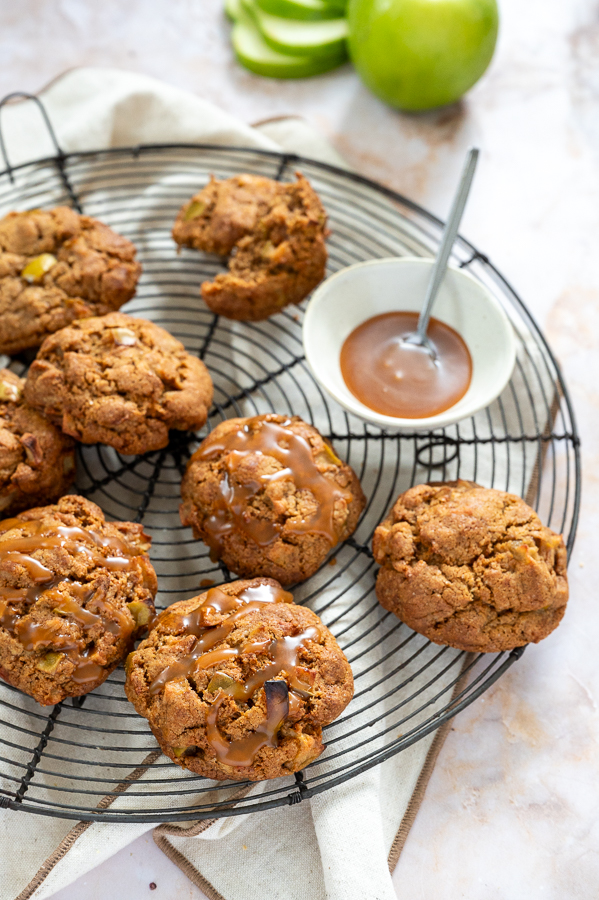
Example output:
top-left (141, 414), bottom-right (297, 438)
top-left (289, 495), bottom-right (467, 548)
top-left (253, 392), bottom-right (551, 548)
top-left (0, 207), bottom-right (141, 355)
top-left (180, 414), bottom-right (365, 584)
top-left (373, 480), bottom-right (569, 653)
top-left (125, 577), bottom-right (353, 781)
top-left (0, 368), bottom-right (75, 516)
top-left (172, 173), bottom-right (328, 321)
top-left (0, 495), bottom-right (157, 705)
top-left (24, 312), bottom-right (214, 456)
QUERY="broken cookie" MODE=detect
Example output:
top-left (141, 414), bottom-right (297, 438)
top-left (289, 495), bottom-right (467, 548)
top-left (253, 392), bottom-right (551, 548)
top-left (172, 173), bottom-right (328, 321)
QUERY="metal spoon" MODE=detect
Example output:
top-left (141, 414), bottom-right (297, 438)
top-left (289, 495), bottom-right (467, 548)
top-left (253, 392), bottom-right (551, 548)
top-left (403, 146), bottom-right (479, 361)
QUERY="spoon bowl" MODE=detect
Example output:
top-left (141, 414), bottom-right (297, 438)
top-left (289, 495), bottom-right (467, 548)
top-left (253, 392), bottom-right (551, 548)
top-left (303, 257), bottom-right (516, 431)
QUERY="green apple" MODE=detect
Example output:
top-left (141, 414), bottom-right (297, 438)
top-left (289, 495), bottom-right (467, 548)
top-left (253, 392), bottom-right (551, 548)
top-left (347, 0), bottom-right (498, 111)
top-left (225, 0), bottom-right (243, 20)
top-left (242, 0), bottom-right (348, 58)
top-left (229, 0), bottom-right (348, 77)
top-left (256, 0), bottom-right (347, 21)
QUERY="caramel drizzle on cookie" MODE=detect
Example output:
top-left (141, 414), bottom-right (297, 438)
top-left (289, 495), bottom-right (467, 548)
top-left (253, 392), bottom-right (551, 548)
top-left (191, 416), bottom-right (352, 559)
top-left (0, 515), bottom-right (147, 684)
top-left (206, 680), bottom-right (290, 767)
top-left (149, 581), bottom-right (320, 767)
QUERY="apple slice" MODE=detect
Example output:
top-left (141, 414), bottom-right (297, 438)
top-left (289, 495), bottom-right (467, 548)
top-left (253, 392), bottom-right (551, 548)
top-left (225, 0), bottom-right (243, 20)
top-left (256, 0), bottom-right (346, 21)
top-left (231, 2), bottom-right (347, 77)
top-left (241, 0), bottom-right (348, 58)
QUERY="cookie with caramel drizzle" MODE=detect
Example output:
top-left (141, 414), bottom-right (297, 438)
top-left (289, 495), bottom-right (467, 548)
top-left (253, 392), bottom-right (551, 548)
top-left (180, 414), bottom-right (365, 585)
top-left (0, 495), bottom-right (157, 705)
top-left (125, 578), bottom-right (354, 781)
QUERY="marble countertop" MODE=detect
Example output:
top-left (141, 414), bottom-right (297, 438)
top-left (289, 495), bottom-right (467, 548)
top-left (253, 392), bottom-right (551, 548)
top-left (2, 0), bottom-right (599, 896)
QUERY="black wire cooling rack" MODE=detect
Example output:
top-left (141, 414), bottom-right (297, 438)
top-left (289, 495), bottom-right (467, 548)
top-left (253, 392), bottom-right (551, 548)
top-left (0, 94), bottom-right (581, 824)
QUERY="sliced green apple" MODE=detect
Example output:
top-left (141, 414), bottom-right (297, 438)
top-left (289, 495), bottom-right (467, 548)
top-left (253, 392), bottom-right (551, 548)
top-left (256, 0), bottom-right (346, 21)
top-left (241, 0), bottom-right (348, 58)
top-left (232, 5), bottom-right (346, 78)
top-left (225, 0), bottom-right (243, 20)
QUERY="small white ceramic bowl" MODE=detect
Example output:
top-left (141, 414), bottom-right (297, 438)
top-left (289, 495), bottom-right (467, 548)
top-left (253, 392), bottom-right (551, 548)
top-left (303, 257), bottom-right (516, 431)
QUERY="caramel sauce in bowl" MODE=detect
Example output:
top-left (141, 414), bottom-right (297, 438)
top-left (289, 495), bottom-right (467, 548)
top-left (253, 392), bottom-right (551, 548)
top-left (303, 258), bottom-right (516, 431)
top-left (340, 311), bottom-right (472, 419)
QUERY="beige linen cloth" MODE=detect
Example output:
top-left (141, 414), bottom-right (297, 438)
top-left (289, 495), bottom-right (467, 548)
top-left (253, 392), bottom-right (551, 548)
top-left (0, 68), bottom-right (550, 900)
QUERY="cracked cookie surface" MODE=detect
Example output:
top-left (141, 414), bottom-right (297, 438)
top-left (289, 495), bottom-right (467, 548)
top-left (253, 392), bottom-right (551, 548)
top-left (0, 206), bottom-right (141, 354)
top-left (180, 414), bottom-right (365, 585)
top-left (373, 480), bottom-right (569, 652)
top-left (24, 312), bottom-right (214, 455)
top-left (0, 495), bottom-right (157, 705)
top-left (125, 577), bottom-right (353, 781)
top-left (172, 173), bottom-right (328, 321)
top-left (0, 368), bottom-right (75, 516)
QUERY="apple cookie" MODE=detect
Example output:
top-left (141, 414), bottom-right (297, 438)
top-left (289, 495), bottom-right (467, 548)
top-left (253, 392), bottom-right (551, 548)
top-left (373, 480), bottom-right (569, 653)
top-left (125, 577), bottom-right (354, 781)
top-left (0, 495), bottom-right (157, 706)
top-left (24, 313), bottom-right (214, 456)
top-left (172, 173), bottom-right (328, 320)
top-left (0, 207), bottom-right (141, 355)
top-left (0, 368), bottom-right (75, 516)
top-left (180, 414), bottom-right (365, 584)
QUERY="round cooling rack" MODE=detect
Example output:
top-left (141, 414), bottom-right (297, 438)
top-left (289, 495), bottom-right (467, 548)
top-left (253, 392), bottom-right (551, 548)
top-left (0, 96), bottom-right (581, 824)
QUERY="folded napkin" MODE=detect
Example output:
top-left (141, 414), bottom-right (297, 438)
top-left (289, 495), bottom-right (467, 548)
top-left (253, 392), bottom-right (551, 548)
top-left (0, 67), bottom-right (550, 900)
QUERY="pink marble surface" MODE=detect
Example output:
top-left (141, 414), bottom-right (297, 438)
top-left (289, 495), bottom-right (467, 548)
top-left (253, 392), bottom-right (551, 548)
top-left (2, 0), bottom-right (599, 896)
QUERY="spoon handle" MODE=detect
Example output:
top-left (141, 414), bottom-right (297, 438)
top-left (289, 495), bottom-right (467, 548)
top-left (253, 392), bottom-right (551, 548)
top-left (417, 146), bottom-right (479, 340)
